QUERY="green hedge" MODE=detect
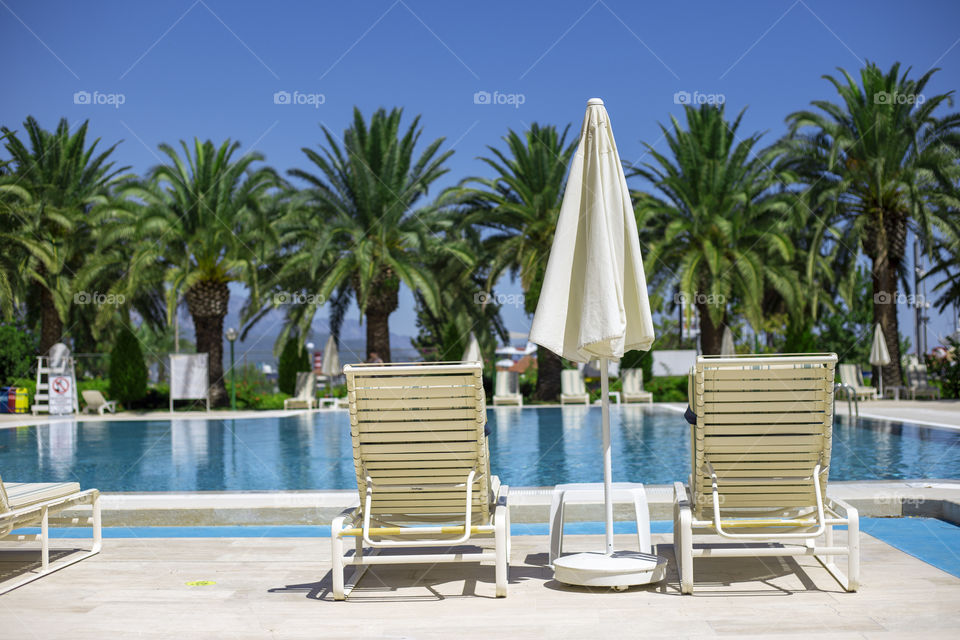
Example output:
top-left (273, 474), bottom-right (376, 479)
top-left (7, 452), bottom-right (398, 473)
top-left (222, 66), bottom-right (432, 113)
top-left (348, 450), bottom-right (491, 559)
top-left (277, 339), bottom-right (311, 395)
top-left (644, 375), bottom-right (688, 403)
top-left (109, 327), bottom-right (147, 404)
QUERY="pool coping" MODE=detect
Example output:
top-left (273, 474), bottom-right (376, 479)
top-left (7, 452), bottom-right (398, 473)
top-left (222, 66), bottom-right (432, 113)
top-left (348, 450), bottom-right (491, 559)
top-left (88, 479), bottom-right (960, 527)
top-left (5, 401), bottom-right (960, 432)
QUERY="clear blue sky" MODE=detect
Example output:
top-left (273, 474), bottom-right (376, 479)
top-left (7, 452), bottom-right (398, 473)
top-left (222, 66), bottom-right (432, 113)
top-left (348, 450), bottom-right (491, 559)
top-left (3, 0), bottom-right (959, 360)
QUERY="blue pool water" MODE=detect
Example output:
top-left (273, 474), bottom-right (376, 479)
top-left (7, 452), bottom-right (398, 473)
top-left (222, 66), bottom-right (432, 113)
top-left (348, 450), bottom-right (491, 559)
top-left (0, 407), bottom-right (957, 491)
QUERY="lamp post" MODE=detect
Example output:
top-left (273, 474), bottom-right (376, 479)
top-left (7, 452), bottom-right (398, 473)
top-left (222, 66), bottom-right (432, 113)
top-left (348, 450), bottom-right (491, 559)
top-left (225, 328), bottom-right (238, 411)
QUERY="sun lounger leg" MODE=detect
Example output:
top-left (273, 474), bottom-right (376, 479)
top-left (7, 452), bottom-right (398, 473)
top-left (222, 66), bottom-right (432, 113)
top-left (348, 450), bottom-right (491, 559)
top-left (91, 493), bottom-right (102, 553)
top-left (847, 508), bottom-right (860, 591)
top-left (331, 515), bottom-right (346, 600)
top-left (548, 490), bottom-right (564, 564)
top-left (673, 482), bottom-right (693, 594)
top-left (40, 506), bottom-right (49, 571)
top-left (634, 489), bottom-right (651, 554)
top-left (495, 496), bottom-right (508, 597)
top-left (816, 500), bottom-right (860, 592)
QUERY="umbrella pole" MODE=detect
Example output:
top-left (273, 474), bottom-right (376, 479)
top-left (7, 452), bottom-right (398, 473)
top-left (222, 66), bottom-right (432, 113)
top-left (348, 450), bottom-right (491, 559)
top-left (600, 358), bottom-right (614, 555)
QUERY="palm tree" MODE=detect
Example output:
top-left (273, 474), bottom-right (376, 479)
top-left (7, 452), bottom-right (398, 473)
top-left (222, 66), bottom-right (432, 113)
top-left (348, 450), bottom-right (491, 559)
top-left (447, 123), bottom-right (576, 401)
top-left (129, 139), bottom-right (280, 406)
top-left (287, 107), bottom-right (453, 361)
top-left (779, 61), bottom-right (960, 384)
top-left (410, 221), bottom-right (508, 361)
top-left (926, 222), bottom-right (960, 315)
top-left (0, 117), bottom-right (129, 352)
top-left (630, 104), bottom-right (796, 354)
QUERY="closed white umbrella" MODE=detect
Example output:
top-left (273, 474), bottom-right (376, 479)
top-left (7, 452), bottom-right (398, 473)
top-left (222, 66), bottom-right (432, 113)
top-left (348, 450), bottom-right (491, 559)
top-left (869, 323), bottom-right (891, 396)
top-left (530, 98), bottom-right (660, 587)
top-left (720, 327), bottom-right (735, 356)
top-left (321, 336), bottom-right (341, 378)
top-left (462, 332), bottom-right (482, 364)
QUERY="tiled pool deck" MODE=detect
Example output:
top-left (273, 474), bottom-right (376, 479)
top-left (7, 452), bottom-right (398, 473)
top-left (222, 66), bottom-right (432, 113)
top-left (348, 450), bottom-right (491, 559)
top-left (2, 529), bottom-right (959, 639)
top-left (2, 401), bottom-right (959, 636)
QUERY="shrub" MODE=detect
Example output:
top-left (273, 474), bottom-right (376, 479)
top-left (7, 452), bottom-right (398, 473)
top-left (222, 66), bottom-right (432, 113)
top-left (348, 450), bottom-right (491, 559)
top-left (621, 349), bottom-right (653, 386)
top-left (0, 324), bottom-right (38, 385)
top-left (277, 338), bottom-right (311, 395)
top-left (927, 338), bottom-right (960, 399)
top-left (645, 375), bottom-right (689, 402)
top-left (109, 327), bottom-right (148, 404)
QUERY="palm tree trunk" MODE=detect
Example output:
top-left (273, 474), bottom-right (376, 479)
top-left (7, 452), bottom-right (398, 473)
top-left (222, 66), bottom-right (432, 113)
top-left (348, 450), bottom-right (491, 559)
top-left (184, 280), bottom-right (229, 407)
top-left (39, 286), bottom-right (63, 354)
top-left (363, 271), bottom-right (399, 362)
top-left (868, 212), bottom-right (905, 388)
top-left (697, 303), bottom-right (725, 355)
top-left (365, 310), bottom-right (392, 362)
top-left (873, 262), bottom-right (903, 389)
top-left (534, 346), bottom-right (561, 401)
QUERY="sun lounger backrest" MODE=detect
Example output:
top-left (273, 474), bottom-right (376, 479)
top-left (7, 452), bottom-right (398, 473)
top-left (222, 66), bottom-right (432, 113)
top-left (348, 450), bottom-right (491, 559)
top-left (561, 369), bottom-right (584, 395)
top-left (622, 369), bottom-right (643, 394)
top-left (294, 372), bottom-right (315, 400)
top-left (838, 364), bottom-right (860, 388)
top-left (495, 370), bottom-right (516, 396)
top-left (906, 363), bottom-right (929, 388)
top-left (344, 362), bottom-right (490, 525)
top-left (0, 475), bottom-right (7, 513)
top-left (690, 354), bottom-right (837, 517)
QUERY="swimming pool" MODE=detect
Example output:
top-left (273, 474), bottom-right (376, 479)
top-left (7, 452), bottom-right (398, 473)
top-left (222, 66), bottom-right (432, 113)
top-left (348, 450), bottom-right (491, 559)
top-left (0, 407), bottom-right (957, 491)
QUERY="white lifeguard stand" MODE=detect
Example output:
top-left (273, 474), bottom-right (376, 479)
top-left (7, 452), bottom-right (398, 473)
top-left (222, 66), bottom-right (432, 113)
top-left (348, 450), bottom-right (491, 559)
top-left (33, 343), bottom-right (80, 415)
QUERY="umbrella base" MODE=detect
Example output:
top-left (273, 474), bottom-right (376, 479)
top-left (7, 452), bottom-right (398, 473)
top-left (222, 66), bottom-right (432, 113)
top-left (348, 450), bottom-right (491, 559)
top-left (553, 551), bottom-right (667, 590)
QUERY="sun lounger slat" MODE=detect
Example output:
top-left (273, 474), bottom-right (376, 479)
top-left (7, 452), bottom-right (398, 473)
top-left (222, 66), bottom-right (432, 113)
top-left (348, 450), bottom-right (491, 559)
top-left (355, 420), bottom-right (482, 433)
top-left (357, 430), bottom-right (480, 444)
top-left (701, 412), bottom-right (828, 425)
top-left (702, 423), bottom-right (825, 435)
top-left (355, 396), bottom-right (480, 410)
top-left (354, 408), bottom-right (482, 422)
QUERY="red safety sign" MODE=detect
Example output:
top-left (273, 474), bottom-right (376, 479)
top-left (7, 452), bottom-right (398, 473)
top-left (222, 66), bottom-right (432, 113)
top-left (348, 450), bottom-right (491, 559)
top-left (52, 376), bottom-right (70, 394)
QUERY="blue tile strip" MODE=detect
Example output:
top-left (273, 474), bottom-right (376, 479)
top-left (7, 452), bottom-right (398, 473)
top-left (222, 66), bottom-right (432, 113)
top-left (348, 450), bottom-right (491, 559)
top-left (12, 517), bottom-right (960, 578)
top-left (860, 517), bottom-right (960, 579)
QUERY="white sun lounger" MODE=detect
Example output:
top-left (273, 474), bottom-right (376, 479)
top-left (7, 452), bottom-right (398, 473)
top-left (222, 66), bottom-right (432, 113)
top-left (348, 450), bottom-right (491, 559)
top-left (560, 370), bottom-right (589, 405)
top-left (81, 390), bottom-right (117, 415)
top-left (838, 364), bottom-right (878, 401)
top-left (674, 353), bottom-right (859, 594)
top-left (493, 370), bottom-right (522, 407)
top-left (284, 372), bottom-right (317, 410)
top-left (0, 475), bottom-right (101, 595)
top-left (332, 361), bottom-right (510, 600)
top-left (621, 368), bottom-right (653, 404)
top-left (905, 363), bottom-right (942, 400)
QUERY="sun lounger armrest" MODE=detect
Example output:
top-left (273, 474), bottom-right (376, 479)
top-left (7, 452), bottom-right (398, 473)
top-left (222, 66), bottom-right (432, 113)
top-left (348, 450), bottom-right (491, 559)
top-left (824, 495), bottom-right (858, 520)
top-left (673, 481), bottom-right (690, 508)
top-left (361, 469), bottom-right (479, 548)
top-left (1, 488), bottom-right (99, 521)
top-left (704, 461), bottom-right (827, 539)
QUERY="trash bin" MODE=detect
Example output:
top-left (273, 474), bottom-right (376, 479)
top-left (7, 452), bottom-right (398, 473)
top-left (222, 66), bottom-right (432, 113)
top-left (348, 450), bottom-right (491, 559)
top-left (12, 387), bottom-right (28, 413)
top-left (0, 387), bottom-right (9, 414)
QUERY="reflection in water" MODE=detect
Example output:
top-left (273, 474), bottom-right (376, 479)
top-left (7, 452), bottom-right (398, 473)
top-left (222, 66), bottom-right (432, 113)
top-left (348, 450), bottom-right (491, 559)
top-left (490, 407), bottom-right (522, 446)
top-left (0, 410), bottom-right (957, 490)
top-left (171, 419), bottom-right (209, 478)
top-left (36, 420), bottom-right (78, 477)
